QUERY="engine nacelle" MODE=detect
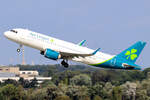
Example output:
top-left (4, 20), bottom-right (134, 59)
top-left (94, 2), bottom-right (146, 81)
top-left (44, 49), bottom-right (61, 60)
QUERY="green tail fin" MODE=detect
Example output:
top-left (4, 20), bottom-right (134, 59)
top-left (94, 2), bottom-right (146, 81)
top-left (117, 41), bottom-right (146, 63)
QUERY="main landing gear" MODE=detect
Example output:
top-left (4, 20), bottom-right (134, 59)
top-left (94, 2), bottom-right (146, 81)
top-left (61, 60), bottom-right (69, 68)
top-left (17, 44), bottom-right (23, 52)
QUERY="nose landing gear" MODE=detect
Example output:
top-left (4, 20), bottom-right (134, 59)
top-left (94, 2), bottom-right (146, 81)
top-left (17, 44), bottom-right (23, 52)
top-left (17, 48), bottom-right (21, 52)
top-left (61, 60), bottom-right (69, 68)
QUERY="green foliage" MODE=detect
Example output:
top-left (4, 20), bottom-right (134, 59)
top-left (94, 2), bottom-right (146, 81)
top-left (18, 77), bottom-right (38, 88)
top-left (0, 84), bottom-right (25, 100)
top-left (66, 85), bottom-right (89, 100)
top-left (2, 65), bottom-right (150, 100)
top-left (70, 74), bottom-right (92, 86)
top-left (52, 70), bottom-right (81, 85)
top-left (46, 84), bottom-right (65, 100)
top-left (3, 79), bottom-right (19, 86)
top-left (135, 79), bottom-right (150, 100)
top-left (121, 81), bottom-right (137, 100)
top-left (143, 68), bottom-right (150, 78)
top-left (29, 78), bottom-right (38, 88)
top-left (81, 96), bottom-right (91, 100)
top-left (111, 86), bottom-right (122, 100)
top-left (136, 89), bottom-right (150, 100)
top-left (41, 80), bottom-right (55, 87)
top-left (54, 96), bottom-right (71, 100)
top-left (27, 88), bottom-right (47, 100)
top-left (88, 83), bottom-right (103, 99)
top-left (17, 64), bottom-right (93, 77)
top-left (93, 95), bottom-right (102, 100)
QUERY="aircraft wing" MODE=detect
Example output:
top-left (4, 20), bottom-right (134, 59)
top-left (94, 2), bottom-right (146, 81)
top-left (60, 48), bottom-right (100, 59)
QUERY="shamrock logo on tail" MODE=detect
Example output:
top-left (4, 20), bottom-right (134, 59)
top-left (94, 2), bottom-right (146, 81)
top-left (125, 49), bottom-right (138, 60)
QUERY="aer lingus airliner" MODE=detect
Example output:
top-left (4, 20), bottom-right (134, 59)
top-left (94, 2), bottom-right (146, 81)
top-left (4, 28), bottom-right (146, 70)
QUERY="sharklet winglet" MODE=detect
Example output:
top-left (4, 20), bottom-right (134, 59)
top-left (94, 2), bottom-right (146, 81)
top-left (92, 48), bottom-right (100, 55)
top-left (78, 40), bottom-right (86, 46)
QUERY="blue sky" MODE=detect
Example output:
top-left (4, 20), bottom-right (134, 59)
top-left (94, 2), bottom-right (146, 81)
top-left (0, 0), bottom-right (150, 68)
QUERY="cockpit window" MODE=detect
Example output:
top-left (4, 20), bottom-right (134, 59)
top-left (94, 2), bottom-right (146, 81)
top-left (10, 30), bottom-right (18, 33)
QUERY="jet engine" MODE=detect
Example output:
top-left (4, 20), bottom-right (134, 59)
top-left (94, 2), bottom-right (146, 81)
top-left (44, 49), bottom-right (61, 60)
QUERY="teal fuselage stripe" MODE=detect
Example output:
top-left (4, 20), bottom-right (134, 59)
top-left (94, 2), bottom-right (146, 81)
top-left (89, 58), bottom-right (113, 66)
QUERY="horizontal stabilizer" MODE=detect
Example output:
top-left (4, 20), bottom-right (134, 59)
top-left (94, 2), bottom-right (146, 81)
top-left (122, 63), bottom-right (141, 70)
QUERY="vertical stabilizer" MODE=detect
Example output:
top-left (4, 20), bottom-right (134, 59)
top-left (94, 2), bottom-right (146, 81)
top-left (117, 41), bottom-right (146, 63)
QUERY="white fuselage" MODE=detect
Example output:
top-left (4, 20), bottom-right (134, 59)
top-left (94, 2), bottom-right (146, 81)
top-left (4, 28), bottom-right (114, 65)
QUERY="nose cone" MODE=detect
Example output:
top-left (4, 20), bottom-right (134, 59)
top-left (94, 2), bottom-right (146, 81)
top-left (4, 31), bottom-right (10, 38)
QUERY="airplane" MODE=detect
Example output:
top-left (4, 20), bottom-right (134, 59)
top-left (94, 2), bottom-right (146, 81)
top-left (4, 28), bottom-right (146, 70)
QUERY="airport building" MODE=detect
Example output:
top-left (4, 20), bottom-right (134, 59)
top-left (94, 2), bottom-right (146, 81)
top-left (0, 66), bottom-right (51, 83)
top-left (0, 67), bottom-right (20, 75)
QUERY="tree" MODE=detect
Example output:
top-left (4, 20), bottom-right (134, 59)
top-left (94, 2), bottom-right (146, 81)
top-left (126, 71), bottom-right (145, 81)
top-left (22, 80), bottom-right (30, 88)
top-left (47, 66), bottom-right (58, 77)
top-left (66, 85), bottom-right (89, 100)
top-left (54, 96), bottom-right (71, 100)
top-left (102, 82), bottom-right (113, 99)
top-left (27, 88), bottom-right (47, 100)
top-left (29, 77), bottom-right (38, 88)
top-left (18, 77), bottom-right (24, 85)
top-left (41, 80), bottom-right (55, 88)
top-left (136, 89), bottom-right (150, 100)
top-left (0, 84), bottom-right (25, 100)
top-left (81, 96), bottom-right (90, 100)
top-left (4, 79), bottom-right (18, 86)
top-left (121, 82), bottom-right (137, 100)
top-left (88, 83), bottom-right (103, 99)
top-left (52, 70), bottom-right (81, 85)
top-left (111, 86), bottom-right (122, 100)
top-left (91, 70), bottom-right (115, 85)
top-left (135, 79), bottom-right (150, 100)
top-left (93, 95), bottom-right (102, 100)
top-left (13, 85), bottom-right (25, 100)
top-left (46, 85), bottom-right (63, 100)
top-left (70, 74), bottom-right (92, 86)
top-left (143, 68), bottom-right (150, 78)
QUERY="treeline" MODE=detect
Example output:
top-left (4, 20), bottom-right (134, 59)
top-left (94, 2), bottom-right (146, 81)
top-left (1, 64), bottom-right (150, 100)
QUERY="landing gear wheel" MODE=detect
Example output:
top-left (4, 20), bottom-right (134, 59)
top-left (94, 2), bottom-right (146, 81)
top-left (17, 49), bottom-right (20, 52)
top-left (61, 60), bottom-right (69, 68)
top-left (17, 44), bottom-right (23, 53)
top-left (64, 63), bottom-right (69, 68)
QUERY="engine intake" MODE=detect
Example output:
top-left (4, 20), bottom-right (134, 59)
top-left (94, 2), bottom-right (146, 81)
top-left (44, 49), bottom-right (61, 60)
